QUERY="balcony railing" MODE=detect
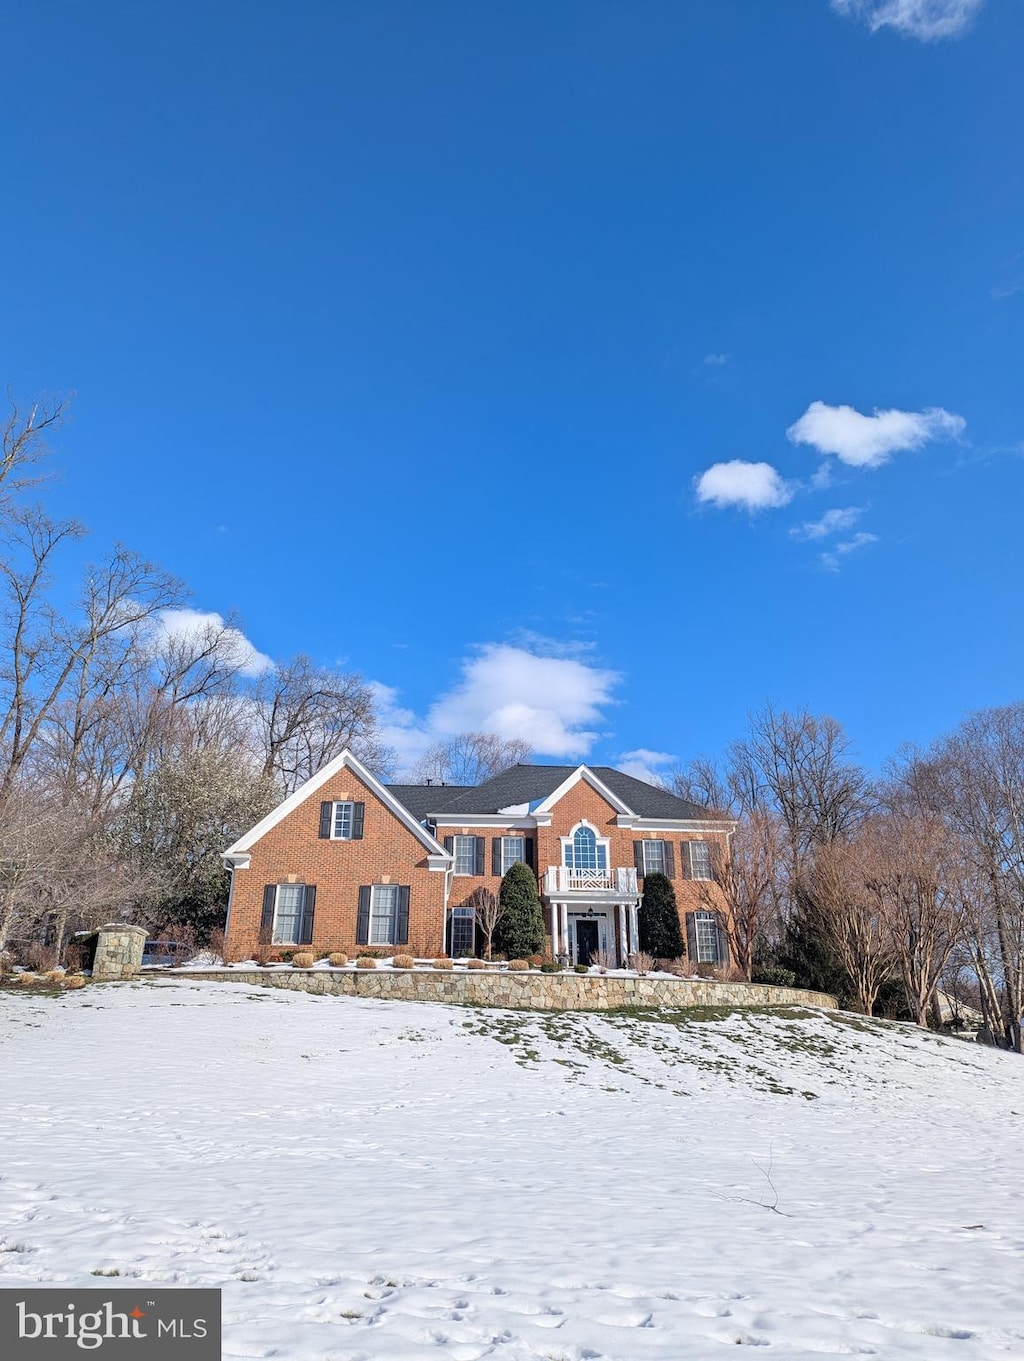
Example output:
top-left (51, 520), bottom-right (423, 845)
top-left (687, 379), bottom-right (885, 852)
top-left (543, 865), bottom-right (639, 895)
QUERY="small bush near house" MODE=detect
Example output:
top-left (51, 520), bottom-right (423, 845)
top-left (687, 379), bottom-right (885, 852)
top-left (355, 947), bottom-right (392, 959)
top-left (638, 872), bottom-right (685, 959)
top-left (508, 959), bottom-right (530, 971)
top-left (590, 949), bottom-right (615, 975)
top-left (432, 957), bottom-right (454, 970)
top-left (291, 953), bottom-right (314, 969)
top-left (328, 952), bottom-right (349, 967)
top-left (44, 969), bottom-right (66, 983)
top-left (694, 961), bottom-right (718, 980)
top-left (574, 963), bottom-right (589, 974)
top-left (540, 961), bottom-right (562, 973)
top-left (528, 954), bottom-right (544, 968)
top-left (629, 950), bottom-right (655, 977)
top-left (355, 956), bottom-right (377, 970)
top-left (466, 958), bottom-right (488, 970)
top-left (494, 864), bottom-right (545, 961)
top-left (251, 944), bottom-right (274, 966)
top-left (752, 965), bottom-right (797, 988)
top-left (64, 975), bottom-right (86, 990)
top-left (16, 972), bottom-right (38, 986)
top-left (392, 955), bottom-right (415, 969)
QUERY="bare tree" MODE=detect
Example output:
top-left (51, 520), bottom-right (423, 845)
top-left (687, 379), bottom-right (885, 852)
top-left (700, 810), bottom-right (786, 980)
top-left (0, 391), bottom-right (68, 507)
top-left (251, 655), bottom-right (389, 791)
top-left (813, 828), bottom-right (897, 1016)
top-left (411, 732), bottom-right (533, 786)
top-left (466, 886), bottom-right (504, 960)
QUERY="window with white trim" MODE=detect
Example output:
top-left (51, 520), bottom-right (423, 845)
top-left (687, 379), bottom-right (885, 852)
top-left (272, 883), bottom-right (305, 945)
top-left (500, 835), bottom-right (526, 874)
top-left (690, 840), bottom-right (713, 881)
top-left (694, 910), bottom-right (724, 964)
top-left (369, 884), bottom-right (399, 945)
top-left (565, 825), bottom-right (607, 871)
top-left (453, 836), bottom-right (478, 875)
top-left (641, 840), bottom-right (666, 875)
top-left (331, 801), bottom-right (354, 839)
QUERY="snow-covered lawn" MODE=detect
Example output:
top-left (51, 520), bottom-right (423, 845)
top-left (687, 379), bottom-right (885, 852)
top-left (1, 981), bottom-right (1022, 1360)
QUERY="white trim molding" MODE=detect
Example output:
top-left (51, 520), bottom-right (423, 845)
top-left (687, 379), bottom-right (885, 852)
top-left (222, 749), bottom-right (451, 865)
top-left (534, 766), bottom-right (637, 818)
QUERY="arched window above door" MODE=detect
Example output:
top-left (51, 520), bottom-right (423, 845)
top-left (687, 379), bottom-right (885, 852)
top-left (564, 823), bottom-right (607, 871)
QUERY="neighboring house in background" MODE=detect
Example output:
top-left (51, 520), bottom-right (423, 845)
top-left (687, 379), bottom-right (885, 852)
top-left (222, 752), bottom-right (736, 966)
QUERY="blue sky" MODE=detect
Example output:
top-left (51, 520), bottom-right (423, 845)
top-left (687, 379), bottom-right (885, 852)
top-left (2, 0), bottom-right (1021, 780)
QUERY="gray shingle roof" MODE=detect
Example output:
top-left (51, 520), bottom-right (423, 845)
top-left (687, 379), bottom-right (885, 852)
top-left (384, 784), bottom-right (472, 820)
top-left (387, 765), bottom-right (718, 822)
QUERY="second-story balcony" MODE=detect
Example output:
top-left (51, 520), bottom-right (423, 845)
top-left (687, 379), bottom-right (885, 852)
top-left (543, 865), bottom-right (639, 896)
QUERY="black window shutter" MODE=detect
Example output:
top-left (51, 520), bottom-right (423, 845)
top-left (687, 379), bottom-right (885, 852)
top-left (664, 841), bottom-right (675, 879)
top-left (474, 836), bottom-right (486, 876)
top-left (260, 885), bottom-right (276, 943)
top-left (443, 835), bottom-right (454, 856)
top-left (300, 885), bottom-right (316, 945)
top-left (633, 841), bottom-right (645, 876)
top-left (680, 842), bottom-right (693, 879)
top-left (356, 886), bottom-right (371, 945)
top-left (492, 837), bottom-right (502, 876)
top-left (396, 886), bottom-right (410, 945)
top-left (319, 802), bottom-right (333, 839)
top-left (524, 837), bottom-right (535, 869)
top-left (352, 802), bottom-right (365, 839)
top-left (685, 911), bottom-right (697, 959)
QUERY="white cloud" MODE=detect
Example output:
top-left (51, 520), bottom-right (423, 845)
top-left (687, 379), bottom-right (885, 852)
top-left (831, 0), bottom-right (984, 40)
top-left (694, 460), bottom-right (794, 512)
top-left (791, 507), bottom-right (863, 541)
top-left (787, 401), bottom-right (965, 469)
top-left (373, 644), bottom-right (621, 777)
top-left (617, 748), bottom-right (675, 787)
top-left (821, 532), bottom-right (880, 572)
top-left (151, 609), bottom-right (274, 678)
top-left (703, 353), bottom-right (731, 367)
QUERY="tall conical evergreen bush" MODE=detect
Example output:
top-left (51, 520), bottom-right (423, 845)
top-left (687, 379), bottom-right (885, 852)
top-left (638, 871), bottom-right (685, 959)
top-left (494, 862), bottom-right (545, 959)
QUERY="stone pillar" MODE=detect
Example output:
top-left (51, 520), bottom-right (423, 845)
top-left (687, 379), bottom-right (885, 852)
top-left (90, 923), bottom-right (148, 981)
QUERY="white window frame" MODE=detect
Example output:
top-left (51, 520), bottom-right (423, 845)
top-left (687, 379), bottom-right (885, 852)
top-left (641, 840), bottom-right (667, 876)
top-left (694, 909), bottom-right (722, 964)
top-left (560, 821), bottom-right (610, 872)
top-left (272, 883), bottom-right (305, 945)
top-left (330, 801), bottom-right (355, 840)
top-left (500, 835), bottom-right (526, 874)
top-left (690, 840), bottom-right (713, 881)
top-left (453, 835), bottom-right (477, 876)
top-left (369, 884), bottom-right (399, 945)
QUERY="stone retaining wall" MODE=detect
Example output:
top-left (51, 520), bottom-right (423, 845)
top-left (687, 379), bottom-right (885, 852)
top-left (163, 967), bottom-right (837, 1012)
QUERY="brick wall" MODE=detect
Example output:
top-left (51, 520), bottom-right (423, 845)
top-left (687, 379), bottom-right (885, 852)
top-left (225, 766), bottom-right (447, 959)
top-left (439, 776), bottom-right (733, 955)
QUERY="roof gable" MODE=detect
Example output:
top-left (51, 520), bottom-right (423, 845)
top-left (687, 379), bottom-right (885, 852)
top-left (224, 750), bottom-right (447, 858)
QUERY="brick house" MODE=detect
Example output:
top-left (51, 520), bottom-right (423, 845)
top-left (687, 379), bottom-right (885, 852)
top-left (222, 751), bottom-right (736, 966)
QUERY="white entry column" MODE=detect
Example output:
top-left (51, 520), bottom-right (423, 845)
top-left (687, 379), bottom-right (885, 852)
top-left (617, 903), bottom-right (628, 966)
top-left (560, 903), bottom-right (570, 960)
top-left (628, 903), bottom-right (640, 958)
top-left (550, 902), bottom-right (560, 956)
